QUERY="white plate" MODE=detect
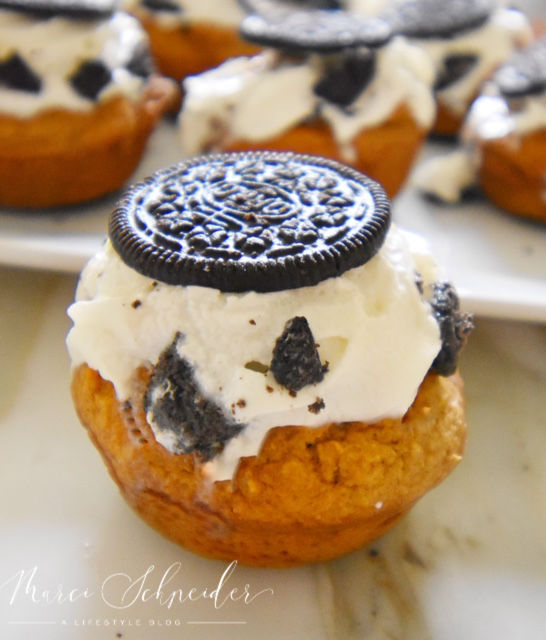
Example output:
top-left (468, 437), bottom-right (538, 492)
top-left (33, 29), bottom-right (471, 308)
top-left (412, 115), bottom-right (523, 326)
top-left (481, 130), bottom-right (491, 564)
top-left (1, 121), bottom-right (545, 322)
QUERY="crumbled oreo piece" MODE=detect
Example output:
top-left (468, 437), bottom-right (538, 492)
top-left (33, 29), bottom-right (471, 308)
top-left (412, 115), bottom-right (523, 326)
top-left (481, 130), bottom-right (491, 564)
top-left (429, 282), bottom-right (474, 376)
top-left (69, 60), bottom-right (111, 100)
top-left (110, 151), bottom-right (391, 293)
top-left (434, 54), bottom-right (478, 91)
top-left (383, 0), bottom-right (493, 39)
top-left (0, 0), bottom-right (117, 19)
top-left (146, 333), bottom-right (245, 460)
top-left (141, 0), bottom-right (181, 12)
top-left (126, 42), bottom-right (154, 79)
top-left (270, 316), bottom-right (325, 393)
top-left (240, 9), bottom-right (391, 53)
top-left (314, 49), bottom-right (376, 107)
top-left (0, 54), bottom-right (41, 93)
top-left (493, 37), bottom-right (546, 99)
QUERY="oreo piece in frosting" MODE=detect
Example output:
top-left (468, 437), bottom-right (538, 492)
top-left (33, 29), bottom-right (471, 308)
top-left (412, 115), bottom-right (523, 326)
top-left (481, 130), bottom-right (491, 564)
top-left (240, 8), bottom-right (391, 53)
top-left (382, 0), bottom-right (494, 39)
top-left (146, 333), bottom-right (245, 460)
top-left (110, 152), bottom-right (391, 294)
top-left (493, 37), bottom-right (546, 99)
top-left (0, 0), bottom-right (117, 18)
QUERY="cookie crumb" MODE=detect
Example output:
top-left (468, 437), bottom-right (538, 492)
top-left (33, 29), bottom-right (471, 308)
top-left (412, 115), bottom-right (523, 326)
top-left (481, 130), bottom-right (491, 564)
top-left (266, 385), bottom-right (274, 393)
top-left (249, 319), bottom-right (256, 325)
top-left (236, 399), bottom-right (246, 408)
top-left (131, 299), bottom-right (142, 309)
top-left (308, 398), bottom-right (325, 414)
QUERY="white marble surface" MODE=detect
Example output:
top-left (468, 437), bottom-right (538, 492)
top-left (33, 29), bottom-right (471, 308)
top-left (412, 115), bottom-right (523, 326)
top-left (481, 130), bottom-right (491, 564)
top-left (0, 266), bottom-right (545, 640)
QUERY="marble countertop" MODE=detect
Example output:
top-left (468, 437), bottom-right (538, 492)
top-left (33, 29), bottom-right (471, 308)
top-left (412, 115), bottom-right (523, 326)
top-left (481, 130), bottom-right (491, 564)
top-left (0, 265), bottom-right (545, 640)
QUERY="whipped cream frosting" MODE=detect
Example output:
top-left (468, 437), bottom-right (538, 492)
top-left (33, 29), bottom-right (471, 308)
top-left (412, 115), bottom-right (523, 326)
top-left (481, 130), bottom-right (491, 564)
top-left (122, 0), bottom-right (245, 29)
top-left (67, 225), bottom-right (443, 480)
top-left (0, 10), bottom-right (150, 118)
top-left (179, 37), bottom-right (436, 161)
top-left (408, 7), bottom-right (532, 116)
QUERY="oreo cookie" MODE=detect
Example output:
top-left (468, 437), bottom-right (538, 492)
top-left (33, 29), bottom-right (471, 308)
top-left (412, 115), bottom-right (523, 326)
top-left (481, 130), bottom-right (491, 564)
top-left (493, 37), bottom-right (546, 99)
top-left (382, 0), bottom-right (493, 39)
top-left (434, 54), bottom-right (478, 91)
top-left (110, 152), bottom-right (391, 294)
top-left (429, 282), bottom-right (474, 376)
top-left (69, 60), bottom-right (111, 101)
top-left (271, 316), bottom-right (325, 393)
top-left (146, 333), bottom-right (245, 459)
top-left (0, 54), bottom-right (41, 93)
top-left (314, 49), bottom-right (376, 107)
top-left (240, 9), bottom-right (391, 53)
top-left (0, 0), bottom-right (118, 19)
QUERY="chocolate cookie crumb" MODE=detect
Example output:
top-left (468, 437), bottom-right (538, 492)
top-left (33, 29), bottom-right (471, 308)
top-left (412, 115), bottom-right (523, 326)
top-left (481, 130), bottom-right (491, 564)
top-left (131, 299), bottom-right (142, 309)
top-left (146, 333), bottom-right (245, 459)
top-left (236, 399), bottom-right (247, 408)
top-left (249, 319), bottom-right (256, 325)
top-left (271, 316), bottom-right (325, 392)
top-left (266, 385), bottom-right (274, 393)
top-left (308, 398), bottom-right (325, 414)
top-left (429, 282), bottom-right (474, 376)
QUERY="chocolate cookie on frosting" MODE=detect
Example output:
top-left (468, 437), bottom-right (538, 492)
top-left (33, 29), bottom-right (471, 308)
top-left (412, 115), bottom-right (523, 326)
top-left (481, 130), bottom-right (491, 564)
top-left (0, 0), bottom-right (176, 208)
top-left (121, 0), bottom-right (260, 83)
top-left (68, 152), bottom-right (472, 566)
top-left (381, 0), bottom-right (533, 136)
top-left (178, 6), bottom-right (436, 197)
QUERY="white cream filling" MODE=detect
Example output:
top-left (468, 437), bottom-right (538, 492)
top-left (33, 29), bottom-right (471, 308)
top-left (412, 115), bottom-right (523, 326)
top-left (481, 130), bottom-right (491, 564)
top-left (179, 37), bottom-right (436, 161)
top-left (67, 226), bottom-right (443, 481)
top-left (0, 10), bottom-right (149, 118)
top-left (412, 8), bottom-right (532, 116)
top-left (122, 0), bottom-right (245, 29)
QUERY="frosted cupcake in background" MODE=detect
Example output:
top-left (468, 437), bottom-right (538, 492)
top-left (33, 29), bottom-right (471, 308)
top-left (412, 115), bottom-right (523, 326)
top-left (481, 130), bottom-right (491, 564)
top-left (413, 36), bottom-right (546, 222)
top-left (178, 7), bottom-right (437, 197)
top-left (121, 0), bottom-right (261, 82)
top-left (0, 0), bottom-right (176, 208)
top-left (381, 0), bottom-right (532, 137)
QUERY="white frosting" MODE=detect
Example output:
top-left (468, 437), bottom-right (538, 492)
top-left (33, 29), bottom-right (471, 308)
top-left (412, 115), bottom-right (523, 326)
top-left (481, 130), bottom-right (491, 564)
top-left (411, 8), bottom-right (532, 116)
top-left (411, 149), bottom-right (478, 202)
top-left (179, 38), bottom-right (436, 161)
top-left (0, 10), bottom-right (149, 118)
top-left (122, 0), bottom-right (245, 29)
top-left (67, 226), bottom-right (443, 481)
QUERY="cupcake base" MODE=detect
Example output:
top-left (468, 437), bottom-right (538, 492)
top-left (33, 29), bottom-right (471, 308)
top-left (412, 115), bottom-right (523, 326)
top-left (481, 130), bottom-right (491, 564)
top-left (0, 76), bottom-right (177, 209)
top-left (479, 130), bottom-right (546, 222)
top-left (140, 18), bottom-right (261, 82)
top-left (223, 104), bottom-right (426, 198)
top-left (72, 364), bottom-right (467, 567)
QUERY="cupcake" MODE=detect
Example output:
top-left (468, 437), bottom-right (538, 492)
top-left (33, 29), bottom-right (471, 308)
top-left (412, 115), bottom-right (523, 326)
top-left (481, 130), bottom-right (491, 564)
top-left (67, 151), bottom-right (473, 567)
top-left (413, 36), bottom-right (546, 222)
top-left (381, 0), bottom-right (533, 136)
top-left (0, 0), bottom-right (176, 209)
top-left (121, 0), bottom-right (261, 82)
top-left (178, 7), bottom-right (436, 198)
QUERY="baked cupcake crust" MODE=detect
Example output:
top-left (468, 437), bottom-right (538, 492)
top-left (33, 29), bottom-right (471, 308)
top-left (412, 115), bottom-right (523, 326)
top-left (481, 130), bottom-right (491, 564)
top-left (223, 103), bottom-right (426, 198)
top-left (139, 18), bottom-right (261, 81)
top-left (479, 129), bottom-right (546, 222)
top-left (72, 363), bottom-right (466, 567)
top-left (0, 76), bottom-right (176, 209)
